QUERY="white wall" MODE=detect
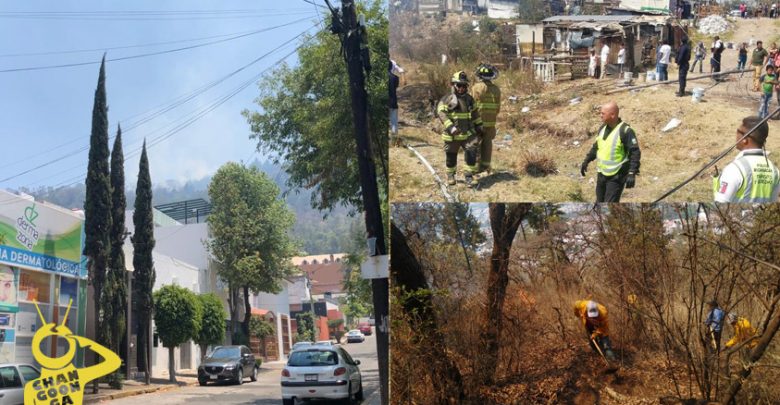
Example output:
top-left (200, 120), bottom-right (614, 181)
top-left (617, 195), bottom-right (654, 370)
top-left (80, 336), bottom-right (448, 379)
top-left (253, 280), bottom-right (294, 359)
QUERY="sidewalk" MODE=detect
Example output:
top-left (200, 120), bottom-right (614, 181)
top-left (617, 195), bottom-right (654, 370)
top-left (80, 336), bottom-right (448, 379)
top-left (83, 362), bottom-right (286, 403)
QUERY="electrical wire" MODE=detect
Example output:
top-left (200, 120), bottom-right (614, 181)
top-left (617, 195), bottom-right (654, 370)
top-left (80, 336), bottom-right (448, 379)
top-left (0, 17), bottom-right (317, 173)
top-left (0, 27), bottom-right (274, 59)
top-left (0, 16), bottom-right (314, 73)
top-left (37, 28), bottom-right (318, 191)
top-left (0, 10), bottom-right (316, 21)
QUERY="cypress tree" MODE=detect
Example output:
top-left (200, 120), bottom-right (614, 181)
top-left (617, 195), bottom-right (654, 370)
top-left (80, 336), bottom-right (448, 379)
top-left (132, 140), bottom-right (156, 385)
top-left (83, 56), bottom-right (112, 391)
top-left (105, 124), bottom-right (128, 384)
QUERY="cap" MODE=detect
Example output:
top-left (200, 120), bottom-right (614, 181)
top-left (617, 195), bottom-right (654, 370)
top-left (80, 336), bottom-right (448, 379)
top-left (728, 312), bottom-right (738, 324)
top-left (586, 301), bottom-right (599, 318)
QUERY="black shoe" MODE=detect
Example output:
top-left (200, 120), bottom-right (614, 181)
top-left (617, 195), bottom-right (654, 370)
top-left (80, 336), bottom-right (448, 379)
top-left (675, 92), bottom-right (684, 97)
top-left (465, 174), bottom-right (474, 188)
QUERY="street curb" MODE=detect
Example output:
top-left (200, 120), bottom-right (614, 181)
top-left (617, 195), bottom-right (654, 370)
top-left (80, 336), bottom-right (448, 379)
top-left (84, 381), bottom-right (198, 404)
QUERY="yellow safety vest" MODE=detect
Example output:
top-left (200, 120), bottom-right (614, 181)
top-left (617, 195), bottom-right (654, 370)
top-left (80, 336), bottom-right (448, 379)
top-left (473, 81), bottom-right (501, 128)
top-left (596, 122), bottom-right (628, 176)
top-left (713, 151), bottom-right (780, 202)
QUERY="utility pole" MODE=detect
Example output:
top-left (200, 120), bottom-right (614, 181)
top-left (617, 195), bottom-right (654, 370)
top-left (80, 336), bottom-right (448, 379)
top-left (325, 1), bottom-right (389, 403)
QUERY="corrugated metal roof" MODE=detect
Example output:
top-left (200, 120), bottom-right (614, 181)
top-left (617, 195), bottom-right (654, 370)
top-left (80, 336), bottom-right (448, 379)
top-left (543, 15), bottom-right (636, 23)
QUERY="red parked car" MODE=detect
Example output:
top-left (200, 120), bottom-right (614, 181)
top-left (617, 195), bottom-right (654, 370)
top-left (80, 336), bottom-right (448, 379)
top-left (357, 322), bottom-right (372, 335)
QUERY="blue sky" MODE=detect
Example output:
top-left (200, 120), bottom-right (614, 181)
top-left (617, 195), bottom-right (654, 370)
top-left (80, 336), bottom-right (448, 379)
top-left (0, 1), bottom-right (326, 190)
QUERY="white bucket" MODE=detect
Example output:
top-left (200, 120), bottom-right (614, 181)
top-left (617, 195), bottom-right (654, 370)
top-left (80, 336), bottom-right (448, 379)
top-left (692, 87), bottom-right (705, 102)
top-left (623, 72), bottom-right (633, 81)
top-left (647, 71), bottom-right (656, 81)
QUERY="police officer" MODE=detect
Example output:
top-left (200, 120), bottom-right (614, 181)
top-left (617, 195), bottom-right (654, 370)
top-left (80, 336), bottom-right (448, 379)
top-left (472, 63), bottom-right (501, 175)
top-left (437, 71), bottom-right (483, 187)
top-left (714, 116), bottom-right (780, 202)
top-left (580, 102), bottom-right (641, 202)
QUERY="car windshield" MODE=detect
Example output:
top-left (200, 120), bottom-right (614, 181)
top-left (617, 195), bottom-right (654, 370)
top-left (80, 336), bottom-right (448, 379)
top-left (209, 347), bottom-right (240, 359)
top-left (288, 350), bottom-right (339, 367)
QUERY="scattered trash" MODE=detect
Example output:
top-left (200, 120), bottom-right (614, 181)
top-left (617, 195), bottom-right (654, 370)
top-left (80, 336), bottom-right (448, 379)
top-left (646, 71), bottom-right (656, 81)
top-left (503, 134), bottom-right (513, 141)
top-left (508, 95), bottom-right (519, 103)
top-left (662, 118), bottom-right (682, 132)
top-left (697, 15), bottom-right (730, 36)
top-left (573, 140), bottom-right (580, 146)
top-left (569, 96), bottom-right (582, 105)
top-left (521, 106), bottom-right (530, 113)
top-left (653, 176), bottom-right (659, 181)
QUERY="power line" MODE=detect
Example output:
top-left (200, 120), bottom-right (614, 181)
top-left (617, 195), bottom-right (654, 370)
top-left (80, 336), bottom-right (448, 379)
top-left (0, 16), bottom-right (314, 73)
top-left (0, 10), bottom-right (316, 21)
top-left (26, 27), bottom-right (318, 191)
top-left (0, 27), bottom-right (272, 58)
top-left (0, 17), bottom-right (317, 173)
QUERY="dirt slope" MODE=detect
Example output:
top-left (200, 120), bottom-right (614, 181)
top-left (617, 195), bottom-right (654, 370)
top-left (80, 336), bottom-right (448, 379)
top-left (390, 18), bottom-right (780, 203)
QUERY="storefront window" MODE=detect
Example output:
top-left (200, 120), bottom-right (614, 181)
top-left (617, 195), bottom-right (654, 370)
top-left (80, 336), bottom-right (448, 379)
top-left (18, 270), bottom-right (51, 304)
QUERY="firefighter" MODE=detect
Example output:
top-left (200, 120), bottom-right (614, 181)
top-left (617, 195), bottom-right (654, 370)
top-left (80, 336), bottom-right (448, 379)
top-left (472, 63), bottom-right (501, 175)
top-left (436, 71), bottom-right (483, 187)
top-left (573, 300), bottom-right (616, 360)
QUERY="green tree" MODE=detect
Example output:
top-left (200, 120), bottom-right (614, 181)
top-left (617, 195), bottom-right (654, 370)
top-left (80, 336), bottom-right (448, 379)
top-left (83, 56), bottom-right (111, 394)
top-left (342, 221), bottom-right (373, 324)
top-left (153, 285), bottom-right (201, 383)
top-left (249, 316), bottom-right (275, 359)
top-left (196, 293), bottom-right (227, 362)
top-left (102, 124), bottom-right (128, 388)
top-left (243, 0), bottom-right (388, 212)
top-left (517, 0), bottom-right (551, 23)
top-left (327, 318), bottom-right (345, 341)
top-left (132, 141), bottom-right (156, 385)
top-left (206, 162), bottom-right (297, 340)
top-left (296, 312), bottom-right (315, 342)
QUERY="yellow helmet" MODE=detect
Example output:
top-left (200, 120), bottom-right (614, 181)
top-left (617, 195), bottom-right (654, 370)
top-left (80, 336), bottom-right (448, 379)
top-left (451, 71), bottom-right (469, 86)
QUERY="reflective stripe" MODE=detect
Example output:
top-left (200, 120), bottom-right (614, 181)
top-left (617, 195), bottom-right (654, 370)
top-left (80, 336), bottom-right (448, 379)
top-left (476, 102), bottom-right (499, 110)
top-left (482, 121), bottom-right (496, 128)
top-left (473, 117), bottom-right (483, 125)
top-left (442, 130), bottom-right (474, 142)
top-left (443, 119), bottom-right (454, 128)
top-left (596, 122), bottom-right (628, 176)
top-left (451, 112), bottom-right (471, 119)
top-left (730, 153), bottom-right (780, 202)
top-left (446, 166), bottom-right (457, 174)
top-left (465, 164), bottom-right (478, 173)
top-left (442, 134), bottom-right (453, 142)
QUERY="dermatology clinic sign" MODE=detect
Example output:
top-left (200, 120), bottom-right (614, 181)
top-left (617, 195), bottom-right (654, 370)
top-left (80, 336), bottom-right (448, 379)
top-left (0, 191), bottom-right (85, 278)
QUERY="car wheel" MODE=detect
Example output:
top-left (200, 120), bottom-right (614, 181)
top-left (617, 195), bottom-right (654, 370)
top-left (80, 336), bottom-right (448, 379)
top-left (236, 368), bottom-right (243, 385)
top-left (342, 383), bottom-right (353, 405)
top-left (198, 380), bottom-right (207, 387)
top-left (282, 398), bottom-right (294, 405)
top-left (250, 366), bottom-right (258, 382)
top-left (355, 381), bottom-right (364, 400)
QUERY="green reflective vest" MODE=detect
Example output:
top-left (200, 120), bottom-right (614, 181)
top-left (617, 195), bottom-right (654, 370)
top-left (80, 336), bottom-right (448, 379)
top-left (596, 122), bottom-right (628, 176)
top-left (712, 151), bottom-right (780, 202)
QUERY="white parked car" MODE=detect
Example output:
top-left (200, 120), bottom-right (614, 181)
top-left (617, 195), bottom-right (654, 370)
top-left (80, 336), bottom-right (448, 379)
top-left (0, 363), bottom-right (40, 405)
top-left (346, 329), bottom-right (365, 343)
top-left (281, 345), bottom-right (363, 404)
top-left (292, 341), bottom-right (313, 350)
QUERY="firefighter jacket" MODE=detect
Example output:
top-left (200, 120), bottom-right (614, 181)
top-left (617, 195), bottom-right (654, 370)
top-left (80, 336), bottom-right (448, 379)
top-left (725, 317), bottom-right (758, 349)
top-left (573, 300), bottom-right (610, 338)
top-left (472, 81), bottom-right (501, 128)
top-left (437, 92), bottom-right (482, 142)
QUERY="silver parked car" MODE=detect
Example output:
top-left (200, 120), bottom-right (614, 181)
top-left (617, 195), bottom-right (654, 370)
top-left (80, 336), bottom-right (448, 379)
top-left (0, 363), bottom-right (40, 405)
top-left (281, 345), bottom-right (363, 404)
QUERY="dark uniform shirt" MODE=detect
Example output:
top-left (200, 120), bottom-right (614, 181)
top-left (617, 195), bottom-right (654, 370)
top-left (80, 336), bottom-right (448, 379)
top-left (389, 72), bottom-right (399, 109)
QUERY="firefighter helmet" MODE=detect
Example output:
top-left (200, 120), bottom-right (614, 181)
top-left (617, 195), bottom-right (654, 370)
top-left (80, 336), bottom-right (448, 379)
top-left (476, 63), bottom-right (499, 81)
top-left (451, 70), bottom-right (469, 86)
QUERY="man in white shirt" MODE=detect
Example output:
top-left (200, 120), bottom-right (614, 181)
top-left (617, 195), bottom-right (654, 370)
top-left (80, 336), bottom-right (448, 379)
top-left (658, 40), bottom-right (672, 81)
top-left (600, 42), bottom-right (610, 79)
top-left (714, 116), bottom-right (780, 202)
top-left (617, 43), bottom-right (626, 74)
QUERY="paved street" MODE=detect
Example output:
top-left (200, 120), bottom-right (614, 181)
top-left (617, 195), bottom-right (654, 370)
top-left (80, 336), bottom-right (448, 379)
top-left (101, 334), bottom-right (380, 404)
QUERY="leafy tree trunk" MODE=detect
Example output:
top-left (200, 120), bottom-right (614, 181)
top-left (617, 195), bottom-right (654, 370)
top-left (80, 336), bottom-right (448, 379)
top-left (482, 203), bottom-right (531, 383)
top-left (228, 285), bottom-right (239, 342)
top-left (243, 285), bottom-right (251, 340)
top-left (391, 222), bottom-right (465, 403)
top-left (200, 344), bottom-right (208, 363)
top-left (83, 55), bottom-right (112, 395)
top-left (168, 346), bottom-right (177, 383)
top-left (132, 141), bottom-right (155, 385)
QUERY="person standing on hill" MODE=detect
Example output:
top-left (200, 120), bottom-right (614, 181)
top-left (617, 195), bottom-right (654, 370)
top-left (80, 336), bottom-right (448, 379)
top-left (617, 43), bottom-right (626, 74)
top-left (676, 36), bottom-right (691, 96)
top-left (573, 300), bottom-right (616, 360)
top-left (752, 41), bottom-right (769, 91)
top-left (471, 64), bottom-right (501, 175)
top-left (691, 41), bottom-right (706, 73)
top-left (436, 71), bottom-right (483, 187)
top-left (738, 42), bottom-right (748, 71)
top-left (713, 116), bottom-right (780, 202)
top-left (580, 102), bottom-right (641, 202)
top-left (600, 41), bottom-right (610, 79)
top-left (725, 313), bottom-right (758, 350)
top-left (712, 36), bottom-right (724, 79)
top-left (704, 300), bottom-right (725, 353)
top-left (658, 40), bottom-right (672, 81)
